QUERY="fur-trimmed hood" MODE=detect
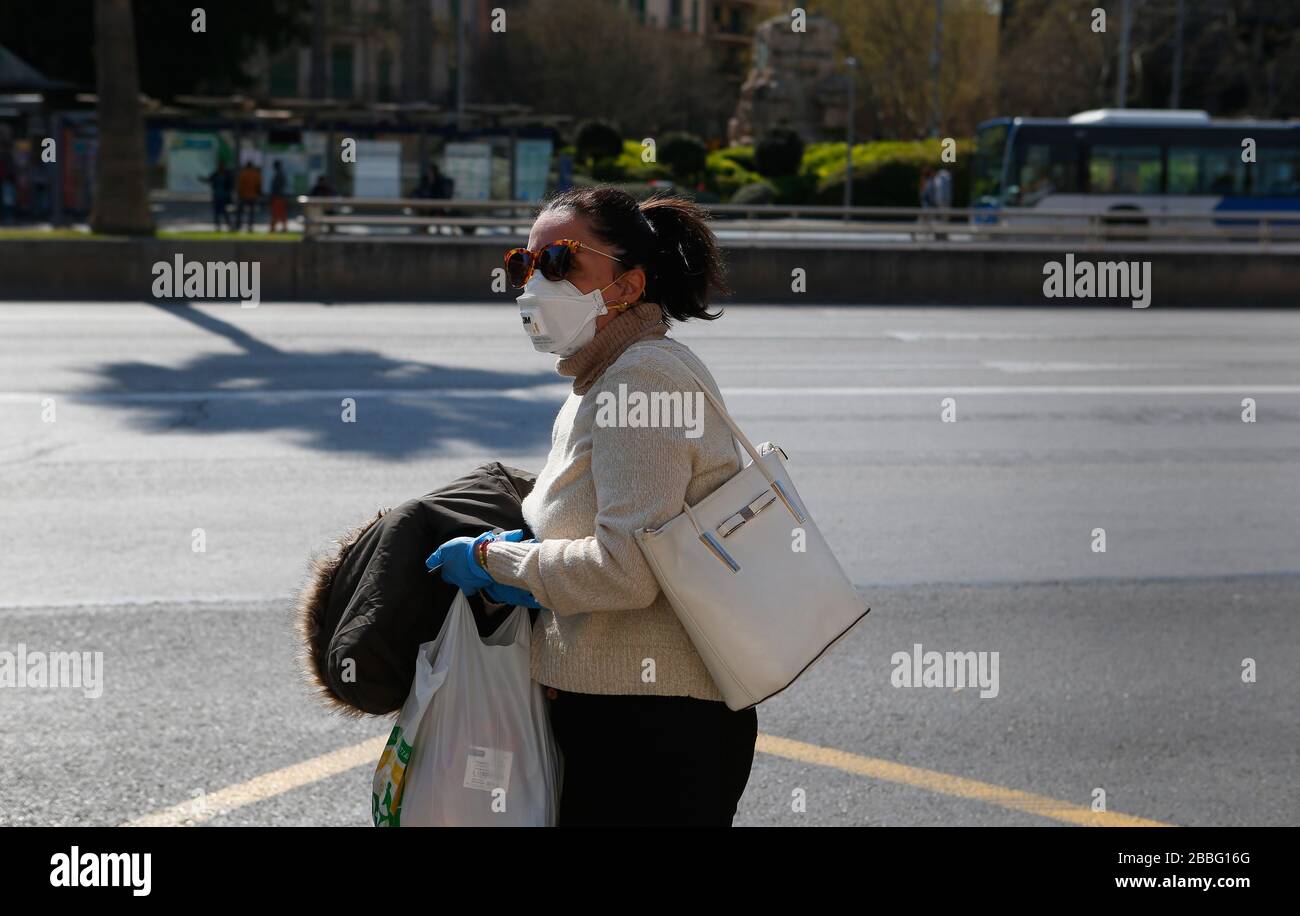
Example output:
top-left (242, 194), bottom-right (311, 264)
top-left (295, 463), bottom-right (535, 717)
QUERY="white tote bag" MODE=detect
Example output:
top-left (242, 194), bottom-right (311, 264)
top-left (635, 359), bottom-right (870, 711)
top-left (372, 591), bottom-right (562, 826)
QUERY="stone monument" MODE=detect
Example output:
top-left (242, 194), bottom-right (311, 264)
top-left (728, 12), bottom-right (850, 146)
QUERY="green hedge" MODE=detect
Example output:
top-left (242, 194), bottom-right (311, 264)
top-left (805, 138), bottom-right (975, 208)
top-left (615, 139), bottom-right (673, 182)
top-left (705, 149), bottom-right (765, 198)
top-left (569, 137), bottom-right (975, 208)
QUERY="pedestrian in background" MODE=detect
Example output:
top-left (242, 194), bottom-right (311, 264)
top-left (919, 166), bottom-right (936, 209)
top-left (411, 163), bottom-right (455, 235)
top-left (308, 173), bottom-right (335, 197)
top-left (919, 165), bottom-right (952, 241)
top-left (269, 160), bottom-right (288, 233)
top-left (935, 166), bottom-right (953, 240)
top-left (200, 160), bottom-right (234, 231)
top-left (0, 148), bottom-right (15, 225)
top-left (308, 173), bottom-right (337, 233)
top-left (235, 160), bottom-right (262, 231)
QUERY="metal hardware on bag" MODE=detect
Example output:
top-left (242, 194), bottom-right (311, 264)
top-left (699, 531), bottom-right (740, 572)
top-left (719, 490), bottom-right (779, 538)
top-left (771, 479), bottom-right (807, 524)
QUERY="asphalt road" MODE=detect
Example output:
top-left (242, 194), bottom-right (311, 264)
top-left (1, 302), bottom-right (1297, 826)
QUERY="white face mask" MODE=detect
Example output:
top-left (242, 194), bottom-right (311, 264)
top-left (516, 274), bottom-right (622, 357)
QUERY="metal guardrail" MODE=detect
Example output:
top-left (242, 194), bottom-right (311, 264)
top-left (295, 196), bottom-right (1300, 249)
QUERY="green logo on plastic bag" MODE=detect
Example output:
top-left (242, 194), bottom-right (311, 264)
top-left (372, 725), bottom-right (414, 827)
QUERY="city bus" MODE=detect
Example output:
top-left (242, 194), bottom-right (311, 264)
top-left (970, 109), bottom-right (1300, 232)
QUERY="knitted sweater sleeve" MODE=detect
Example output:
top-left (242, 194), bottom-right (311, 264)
top-left (483, 358), bottom-right (696, 615)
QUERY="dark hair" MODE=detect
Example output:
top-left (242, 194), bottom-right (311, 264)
top-left (539, 186), bottom-right (727, 322)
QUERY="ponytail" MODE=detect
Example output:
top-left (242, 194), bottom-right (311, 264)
top-left (539, 187), bottom-right (727, 322)
top-left (638, 195), bottom-right (727, 322)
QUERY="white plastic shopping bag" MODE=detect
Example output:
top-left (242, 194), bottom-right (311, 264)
top-left (372, 591), bottom-right (561, 826)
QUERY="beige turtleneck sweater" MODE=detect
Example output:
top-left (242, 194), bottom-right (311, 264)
top-left (484, 318), bottom-right (741, 701)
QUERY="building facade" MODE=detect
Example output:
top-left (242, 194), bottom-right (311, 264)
top-left (249, 0), bottom-right (775, 108)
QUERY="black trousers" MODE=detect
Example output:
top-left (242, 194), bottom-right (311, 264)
top-left (542, 685), bottom-right (758, 827)
top-left (212, 198), bottom-right (231, 231)
top-left (236, 198), bottom-right (258, 230)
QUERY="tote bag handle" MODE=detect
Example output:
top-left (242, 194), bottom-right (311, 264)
top-left (657, 349), bottom-right (806, 524)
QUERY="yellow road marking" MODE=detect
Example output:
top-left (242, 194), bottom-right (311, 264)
top-left (121, 736), bottom-right (387, 827)
top-left (123, 732), bottom-right (1173, 827)
top-left (756, 733), bottom-right (1173, 827)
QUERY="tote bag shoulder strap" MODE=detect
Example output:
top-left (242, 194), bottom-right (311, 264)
top-left (652, 346), bottom-right (776, 488)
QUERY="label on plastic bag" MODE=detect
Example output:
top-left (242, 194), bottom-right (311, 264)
top-left (463, 746), bottom-right (513, 794)
top-left (372, 724), bottom-right (414, 827)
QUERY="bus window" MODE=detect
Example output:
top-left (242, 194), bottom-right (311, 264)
top-left (1254, 149), bottom-right (1300, 196)
top-left (972, 123), bottom-right (1008, 203)
top-left (1015, 143), bottom-right (1079, 204)
top-left (1168, 147), bottom-right (1247, 194)
top-left (1167, 149), bottom-right (1198, 193)
top-left (1088, 145), bottom-right (1161, 194)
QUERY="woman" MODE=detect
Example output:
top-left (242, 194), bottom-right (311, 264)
top-left (429, 187), bottom-right (757, 826)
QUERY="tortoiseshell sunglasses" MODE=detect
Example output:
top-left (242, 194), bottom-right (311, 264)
top-left (503, 238), bottom-right (624, 289)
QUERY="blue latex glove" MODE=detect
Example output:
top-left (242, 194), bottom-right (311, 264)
top-left (479, 530), bottom-right (542, 607)
top-left (426, 529), bottom-right (529, 596)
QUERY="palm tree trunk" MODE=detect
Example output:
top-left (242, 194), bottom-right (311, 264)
top-left (89, 0), bottom-right (154, 235)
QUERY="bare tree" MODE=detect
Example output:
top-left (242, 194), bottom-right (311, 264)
top-left (996, 0), bottom-right (1110, 117)
top-left (813, 0), bottom-right (999, 139)
top-left (89, 0), bottom-right (154, 235)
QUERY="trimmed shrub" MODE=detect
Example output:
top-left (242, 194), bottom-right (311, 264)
top-left (575, 120), bottom-right (623, 165)
top-left (712, 145), bottom-right (756, 172)
top-left (706, 149), bottom-right (765, 198)
top-left (770, 173), bottom-right (817, 205)
top-left (589, 157), bottom-right (627, 182)
top-left (755, 127), bottom-right (805, 178)
top-left (617, 139), bottom-right (672, 182)
top-left (659, 131), bottom-right (708, 180)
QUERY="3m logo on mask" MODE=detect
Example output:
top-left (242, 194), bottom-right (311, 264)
top-left (516, 274), bottom-right (620, 357)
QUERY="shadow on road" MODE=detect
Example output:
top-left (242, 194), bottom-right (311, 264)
top-left (79, 302), bottom-right (559, 459)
